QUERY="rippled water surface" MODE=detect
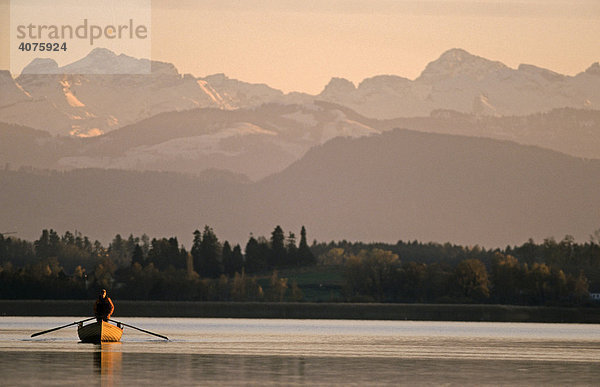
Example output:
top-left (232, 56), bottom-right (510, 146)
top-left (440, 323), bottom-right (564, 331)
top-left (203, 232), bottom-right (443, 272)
top-left (1, 317), bottom-right (599, 385)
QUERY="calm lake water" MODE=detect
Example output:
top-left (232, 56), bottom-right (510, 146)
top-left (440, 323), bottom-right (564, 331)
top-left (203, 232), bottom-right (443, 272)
top-left (1, 317), bottom-right (600, 385)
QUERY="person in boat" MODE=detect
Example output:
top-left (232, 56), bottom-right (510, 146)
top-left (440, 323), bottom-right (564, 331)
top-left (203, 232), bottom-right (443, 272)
top-left (94, 289), bottom-right (114, 322)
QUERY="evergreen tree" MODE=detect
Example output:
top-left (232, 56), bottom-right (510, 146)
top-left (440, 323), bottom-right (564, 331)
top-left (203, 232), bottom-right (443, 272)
top-left (222, 241), bottom-right (234, 276)
top-left (48, 230), bottom-right (60, 256)
top-left (126, 234), bottom-right (140, 261)
top-left (178, 245), bottom-right (189, 273)
top-left (286, 232), bottom-right (298, 266)
top-left (35, 229), bottom-right (60, 259)
top-left (0, 234), bottom-right (6, 263)
top-left (191, 229), bottom-right (202, 274)
top-left (55, 231), bottom-right (94, 274)
top-left (131, 244), bottom-right (144, 266)
top-left (298, 226), bottom-right (316, 266)
top-left (109, 234), bottom-right (128, 266)
top-left (75, 232), bottom-right (86, 250)
top-left (245, 235), bottom-right (267, 273)
top-left (62, 231), bottom-right (75, 245)
top-left (147, 237), bottom-right (185, 271)
top-left (231, 244), bottom-right (244, 274)
top-left (198, 226), bottom-right (222, 278)
top-left (82, 236), bottom-right (93, 254)
top-left (270, 226), bottom-right (287, 268)
top-left (147, 238), bottom-right (163, 269)
top-left (0, 235), bottom-right (35, 267)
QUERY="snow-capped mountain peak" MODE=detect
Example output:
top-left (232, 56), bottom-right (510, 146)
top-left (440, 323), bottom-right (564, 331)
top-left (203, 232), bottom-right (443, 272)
top-left (19, 48), bottom-right (152, 75)
top-left (61, 48), bottom-right (151, 74)
top-left (3, 48), bottom-right (600, 136)
top-left (417, 48), bottom-right (509, 83)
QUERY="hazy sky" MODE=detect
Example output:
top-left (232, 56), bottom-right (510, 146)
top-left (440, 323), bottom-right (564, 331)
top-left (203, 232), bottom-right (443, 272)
top-left (150, 0), bottom-right (600, 94)
top-left (2, 0), bottom-right (599, 94)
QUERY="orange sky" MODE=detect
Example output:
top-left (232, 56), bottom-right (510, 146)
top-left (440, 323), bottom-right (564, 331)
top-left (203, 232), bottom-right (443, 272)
top-left (149, 0), bottom-right (600, 94)
top-left (3, 0), bottom-right (600, 94)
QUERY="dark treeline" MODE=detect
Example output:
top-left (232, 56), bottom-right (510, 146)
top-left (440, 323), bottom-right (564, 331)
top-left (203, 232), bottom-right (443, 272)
top-left (316, 236), bottom-right (599, 305)
top-left (0, 228), bottom-right (599, 306)
top-left (0, 226), bottom-right (315, 301)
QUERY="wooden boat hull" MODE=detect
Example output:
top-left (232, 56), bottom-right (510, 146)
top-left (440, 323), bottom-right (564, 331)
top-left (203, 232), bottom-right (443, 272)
top-left (78, 321), bottom-right (123, 343)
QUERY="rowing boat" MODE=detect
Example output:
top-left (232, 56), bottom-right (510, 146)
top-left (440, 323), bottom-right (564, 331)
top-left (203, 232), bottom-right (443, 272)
top-left (77, 320), bottom-right (123, 343)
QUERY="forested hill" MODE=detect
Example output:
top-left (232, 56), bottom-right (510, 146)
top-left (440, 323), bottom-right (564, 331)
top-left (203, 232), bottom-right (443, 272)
top-left (1, 129), bottom-right (599, 247)
top-left (252, 129), bottom-right (600, 247)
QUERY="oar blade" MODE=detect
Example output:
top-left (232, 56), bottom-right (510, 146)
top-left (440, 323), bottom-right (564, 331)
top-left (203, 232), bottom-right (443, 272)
top-left (30, 317), bottom-right (95, 338)
top-left (112, 320), bottom-right (169, 341)
top-left (31, 324), bottom-right (72, 337)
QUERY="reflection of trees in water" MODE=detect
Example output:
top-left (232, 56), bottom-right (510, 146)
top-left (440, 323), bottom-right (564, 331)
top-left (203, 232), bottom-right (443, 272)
top-left (154, 354), bottom-right (309, 384)
top-left (93, 343), bottom-right (122, 385)
top-left (94, 353), bottom-right (309, 384)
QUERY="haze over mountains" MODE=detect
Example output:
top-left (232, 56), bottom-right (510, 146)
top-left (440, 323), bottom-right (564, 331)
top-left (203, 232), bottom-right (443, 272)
top-left (2, 105), bottom-right (600, 181)
top-left (1, 130), bottom-right (598, 247)
top-left (1, 48), bottom-right (599, 247)
top-left (0, 102), bottom-right (380, 180)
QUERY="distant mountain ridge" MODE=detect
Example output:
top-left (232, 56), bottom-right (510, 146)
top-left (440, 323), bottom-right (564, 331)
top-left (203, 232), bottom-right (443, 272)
top-left (0, 102), bottom-right (380, 180)
top-left (319, 49), bottom-right (600, 118)
top-left (21, 48), bottom-right (152, 75)
top-left (1, 48), bottom-right (599, 136)
top-left (3, 48), bottom-right (599, 250)
top-left (1, 129), bottom-right (598, 247)
top-left (2, 106), bottom-right (599, 181)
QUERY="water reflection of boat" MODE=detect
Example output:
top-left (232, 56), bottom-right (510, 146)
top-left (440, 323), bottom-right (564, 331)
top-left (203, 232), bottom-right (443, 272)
top-left (94, 343), bottom-right (122, 385)
top-left (78, 321), bottom-right (123, 343)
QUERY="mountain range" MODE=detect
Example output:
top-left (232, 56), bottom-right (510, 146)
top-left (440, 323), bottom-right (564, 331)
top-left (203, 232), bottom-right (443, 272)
top-left (2, 105), bottom-right (599, 180)
top-left (1, 48), bottom-right (599, 247)
top-left (0, 102), bottom-right (379, 180)
top-left (1, 48), bottom-right (599, 137)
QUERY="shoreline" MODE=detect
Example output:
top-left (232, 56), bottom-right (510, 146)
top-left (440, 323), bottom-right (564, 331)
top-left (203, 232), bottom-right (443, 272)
top-left (1, 300), bottom-right (599, 323)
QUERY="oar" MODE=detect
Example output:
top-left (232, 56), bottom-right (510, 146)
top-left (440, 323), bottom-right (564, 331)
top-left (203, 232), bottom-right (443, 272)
top-left (110, 319), bottom-right (169, 341)
top-left (31, 317), bottom-right (96, 337)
